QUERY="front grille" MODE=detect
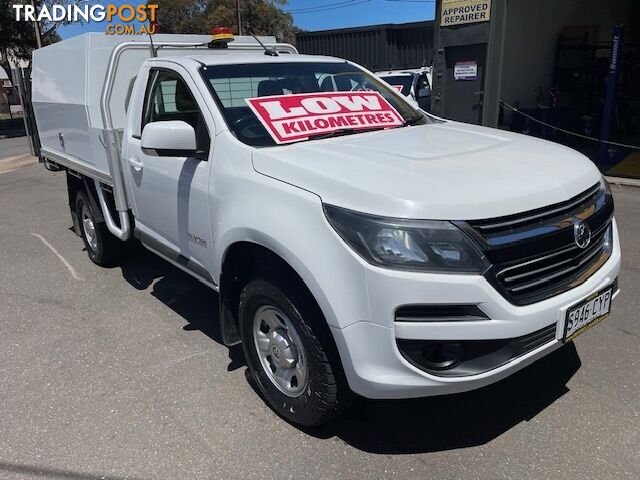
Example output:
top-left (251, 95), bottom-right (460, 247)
top-left (462, 182), bottom-right (614, 306)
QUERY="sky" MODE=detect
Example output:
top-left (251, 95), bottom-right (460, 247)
top-left (286, 0), bottom-right (435, 31)
top-left (58, 0), bottom-right (436, 39)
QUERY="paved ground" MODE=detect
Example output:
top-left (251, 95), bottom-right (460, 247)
top-left (0, 136), bottom-right (30, 160)
top-left (0, 155), bottom-right (37, 175)
top-left (0, 164), bottom-right (638, 480)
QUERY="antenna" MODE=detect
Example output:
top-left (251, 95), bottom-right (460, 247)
top-left (246, 29), bottom-right (278, 56)
top-left (148, 29), bottom-right (157, 58)
top-left (146, 1), bottom-right (158, 57)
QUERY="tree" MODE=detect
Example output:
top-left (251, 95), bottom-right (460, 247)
top-left (0, 0), bottom-right (70, 81)
top-left (155, 0), bottom-right (298, 44)
top-left (1, 0), bottom-right (34, 80)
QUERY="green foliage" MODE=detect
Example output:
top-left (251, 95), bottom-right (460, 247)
top-left (0, 0), bottom-right (64, 80)
top-left (0, 0), bottom-right (299, 79)
top-left (1, 0), bottom-right (36, 58)
top-left (154, 0), bottom-right (298, 43)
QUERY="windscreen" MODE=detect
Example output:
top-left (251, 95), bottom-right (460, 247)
top-left (379, 75), bottom-right (413, 96)
top-left (201, 62), bottom-right (425, 147)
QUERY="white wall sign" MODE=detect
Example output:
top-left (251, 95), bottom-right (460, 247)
top-left (454, 61), bottom-right (478, 81)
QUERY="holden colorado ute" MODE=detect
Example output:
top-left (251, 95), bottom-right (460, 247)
top-left (30, 30), bottom-right (621, 426)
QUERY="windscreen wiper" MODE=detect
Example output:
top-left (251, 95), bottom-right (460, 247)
top-left (307, 127), bottom-right (385, 141)
top-left (401, 115), bottom-right (424, 127)
top-left (306, 119), bottom-right (420, 142)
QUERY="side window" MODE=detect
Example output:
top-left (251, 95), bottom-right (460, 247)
top-left (142, 69), bottom-right (210, 155)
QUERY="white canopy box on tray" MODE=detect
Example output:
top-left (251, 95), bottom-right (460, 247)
top-left (32, 33), bottom-right (283, 183)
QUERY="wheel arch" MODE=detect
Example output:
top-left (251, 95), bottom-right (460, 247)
top-left (66, 171), bottom-right (105, 234)
top-left (217, 236), bottom-right (338, 348)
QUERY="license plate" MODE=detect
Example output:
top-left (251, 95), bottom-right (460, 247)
top-left (563, 286), bottom-right (613, 342)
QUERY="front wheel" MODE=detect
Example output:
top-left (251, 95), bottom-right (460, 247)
top-left (239, 279), bottom-right (353, 426)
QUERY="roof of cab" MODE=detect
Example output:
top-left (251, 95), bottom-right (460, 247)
top-left (160, 52), bottom-right (348, 67)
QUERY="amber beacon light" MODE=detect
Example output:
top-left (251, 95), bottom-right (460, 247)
top-left (209, 27), bottom-right (235, 48)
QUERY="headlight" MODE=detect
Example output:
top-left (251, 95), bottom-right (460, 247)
top-left (324, 205), bottom-right (490, 273)
top-left (600, 175), bottom-right (612, 196)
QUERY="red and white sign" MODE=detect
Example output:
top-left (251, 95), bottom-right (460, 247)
top-left (392, 85), bottom-right (404, 93)
top-left (245, 91), bottom-right (405, 144)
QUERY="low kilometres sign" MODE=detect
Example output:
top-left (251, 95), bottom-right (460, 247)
top-left (246, 92), bottom-right (405, 144)
top-left (441, 0), bottom-right (491, 27)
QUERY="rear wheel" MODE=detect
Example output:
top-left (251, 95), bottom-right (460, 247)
top-left (239, 279), bottom-right (353, 427)
top-left (76, 191), bottom-right (123, 266)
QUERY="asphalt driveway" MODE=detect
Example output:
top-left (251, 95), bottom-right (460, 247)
top-left (0, 136), bottom-right (30, 160)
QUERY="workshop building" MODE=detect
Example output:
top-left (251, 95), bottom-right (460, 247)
top-left (432, 0), bottom-right (640, 177)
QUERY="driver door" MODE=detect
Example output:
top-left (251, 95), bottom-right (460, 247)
top-left (127, 66), bottom-right (214, 281)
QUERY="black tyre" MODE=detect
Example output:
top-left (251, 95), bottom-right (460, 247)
top-left (76, 191), bottom-right (123, 266)
top-left (239, 279), bottom-right (353, 427)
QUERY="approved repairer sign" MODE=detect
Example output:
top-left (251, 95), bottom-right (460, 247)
top-left (246, 92), bottom-right (404, 144)
top-left (441, 0), bottom-right (491, 27)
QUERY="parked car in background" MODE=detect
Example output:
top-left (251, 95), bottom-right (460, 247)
top-left (376, 67), bottom-right (433, 112)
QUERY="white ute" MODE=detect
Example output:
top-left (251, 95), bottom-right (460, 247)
top-left (376, 67), bottom-right (433, 111)
top-left (32, 32), bottom-right (621, 426)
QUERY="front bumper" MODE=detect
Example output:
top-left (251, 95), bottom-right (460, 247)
top-left (331, 218), bottom-right (621, 399)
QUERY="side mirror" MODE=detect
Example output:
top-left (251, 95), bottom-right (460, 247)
top-left (141, 120), bottom-right (197, 157)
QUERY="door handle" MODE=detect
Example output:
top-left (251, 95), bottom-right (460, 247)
top-left (129, 156), bottom-right (144, 172)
